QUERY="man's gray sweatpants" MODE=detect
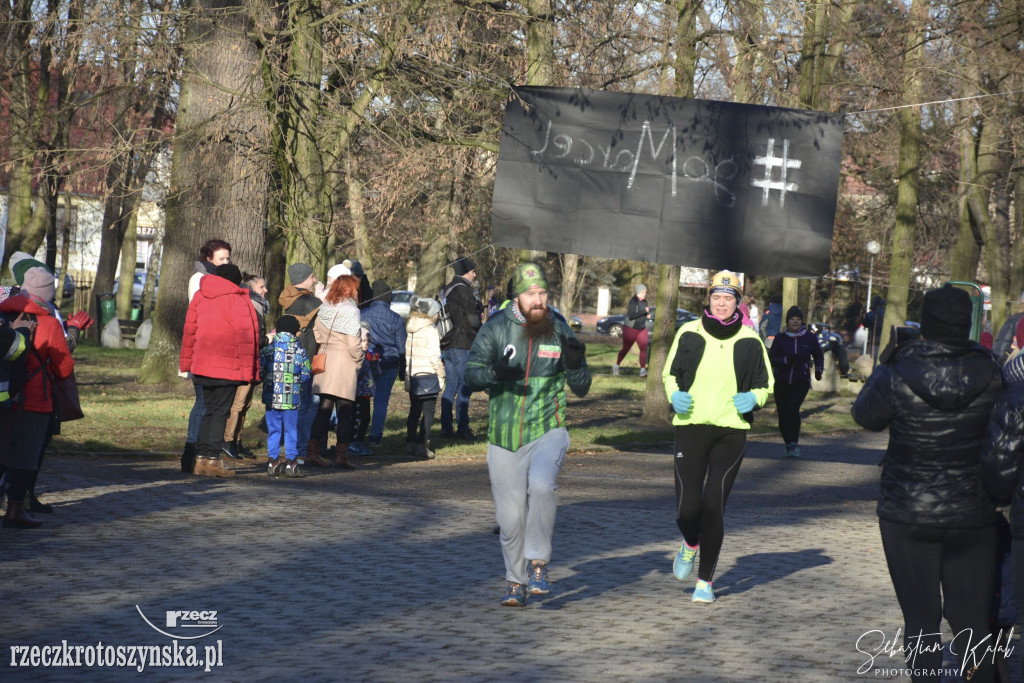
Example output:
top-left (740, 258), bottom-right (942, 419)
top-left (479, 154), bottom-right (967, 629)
top-left (487, 427), bottom-right (570, 585)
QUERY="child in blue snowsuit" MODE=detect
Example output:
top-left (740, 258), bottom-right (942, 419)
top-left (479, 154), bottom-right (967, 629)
top-left (260, 315), bottom-right (311, 477)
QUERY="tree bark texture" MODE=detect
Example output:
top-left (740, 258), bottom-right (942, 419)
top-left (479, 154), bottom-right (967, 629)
top-left (139, 0), bottom-right (270, 383)
top-left (879, 0), bottom-right (927, 354)
top-left (641, 0), bottom-right (696, 424)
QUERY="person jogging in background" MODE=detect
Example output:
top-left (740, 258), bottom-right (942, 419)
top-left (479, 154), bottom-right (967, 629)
top-left (663, 270), bottom-right (773, 604)
top-left (768, 306), bottom-right (824, 458)
top-left (465, 262), bottom-right (591, 607)
top-left (612, 284), bottom-right (651, 377)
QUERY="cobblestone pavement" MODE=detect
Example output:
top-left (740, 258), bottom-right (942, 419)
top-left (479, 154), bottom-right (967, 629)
top-left (3, 431), bottom-right (1020, 682)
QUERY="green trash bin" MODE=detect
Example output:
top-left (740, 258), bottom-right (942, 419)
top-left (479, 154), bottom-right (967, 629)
top-left (97, 293), bottom-right (116, 328)
top-left (131, 305), bottom-right (142, 321)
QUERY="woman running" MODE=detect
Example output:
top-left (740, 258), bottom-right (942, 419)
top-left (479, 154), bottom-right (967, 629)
top-left (662, 271), bottom-right (773, 603)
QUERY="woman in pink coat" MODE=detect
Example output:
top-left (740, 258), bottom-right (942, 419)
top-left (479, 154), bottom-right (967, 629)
top-left (310, 274), bottom-right (364, 469)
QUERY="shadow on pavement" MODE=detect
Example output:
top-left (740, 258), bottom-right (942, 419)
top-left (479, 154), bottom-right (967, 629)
top-left (713, 548), bottom-right (833, 597)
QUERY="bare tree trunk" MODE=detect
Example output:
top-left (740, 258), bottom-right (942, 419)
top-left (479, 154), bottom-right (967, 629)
top-left (140, 218), bottom-right (164, 317)
top-left (640, 0), bottom-right (697, 423)
top-left (139, 0), bottom-right (270, 383)
top-left (345, 154), bottom-right (370, 273)
top-left (2, 0), bottom-right (50, 261)
top-left (949, 127), bottom-right (983, 283)
top-left (117, 213), bottom-right (138, 318)
top-left (879, 0), bottom-right (927, 353)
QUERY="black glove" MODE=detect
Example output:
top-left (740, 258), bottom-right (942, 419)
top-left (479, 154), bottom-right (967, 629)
top-left (397, 355), bottom-right (407, 382)
top-left (562, 337), bottom-right (586, 370)
top-left (493, 348), bottom-right (525, 382)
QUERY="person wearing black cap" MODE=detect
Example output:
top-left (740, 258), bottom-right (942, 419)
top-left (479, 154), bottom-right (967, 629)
top-left (259, 315), bottom-right (311, 477)
top-left (359, 279), bottom-right (407, 449)
top-left (180, 263), bottom-right (261, 477)
top-left (853, 283), bottom-right (1004, 681)
top-left (439, 256), bottom-right (483, 439)
top-left (767, 305), bottom-right (823, 457)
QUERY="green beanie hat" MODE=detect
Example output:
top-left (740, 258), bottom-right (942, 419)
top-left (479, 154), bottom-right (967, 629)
top-left (9, 251), bottom-right (49, 285)
top-left (512, 263), bottom-right (548, 296)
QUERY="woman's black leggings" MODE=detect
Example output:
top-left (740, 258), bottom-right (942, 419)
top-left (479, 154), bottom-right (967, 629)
top-left (312, 395), bottom-right (355, 446)
top-left (673, 424), bottom-right (746, 583)
top-left (878, 519), bottom-right (997, 683)
top-left (774, 381), bottom-right (810, 445)
top-left (354, 396), bottom-right (371, 442)
top-left (407, 395), bottom-right (437, 444)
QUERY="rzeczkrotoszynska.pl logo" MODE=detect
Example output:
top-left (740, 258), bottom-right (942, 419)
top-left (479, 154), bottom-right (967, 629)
top-left (136, 606), bottom-right (222, 640)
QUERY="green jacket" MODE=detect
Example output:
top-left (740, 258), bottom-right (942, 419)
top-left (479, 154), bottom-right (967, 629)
top-left (662, 316), bottom-right (773, 430)
top-left (466, 304), bottom-right (591, 451)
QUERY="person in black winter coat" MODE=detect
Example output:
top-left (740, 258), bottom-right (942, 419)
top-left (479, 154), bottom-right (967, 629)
top-left (767, 306), bottom-right (823, 457)
top-left (852, 284), bottom-right (1004, 683)
top-left (862, 295), bottom-right (886, 352)
top-left (439, 256), bottom-right (483, 438)
top-left (981, 351), bottom-right (1024, 675)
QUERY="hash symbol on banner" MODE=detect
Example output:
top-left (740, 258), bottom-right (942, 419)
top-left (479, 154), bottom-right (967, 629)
top-left (752, 138), bottom-right (801, 207)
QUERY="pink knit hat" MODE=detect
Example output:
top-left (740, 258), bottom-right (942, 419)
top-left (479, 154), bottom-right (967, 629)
top-left (22, 266), bottom-right (55, 303)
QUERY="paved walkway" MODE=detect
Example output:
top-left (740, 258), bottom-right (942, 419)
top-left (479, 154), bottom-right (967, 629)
top-left (3, 432), bottom-right (1020, 681)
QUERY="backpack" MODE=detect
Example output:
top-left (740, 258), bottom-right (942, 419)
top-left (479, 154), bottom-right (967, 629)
top-left (0, 312), bottom-right (38, 411)
top-left (435, 281), bottom-right (466, 346)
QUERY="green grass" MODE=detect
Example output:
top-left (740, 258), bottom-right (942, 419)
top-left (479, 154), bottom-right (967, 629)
top-left (52, 336), bottom-right (862, 459)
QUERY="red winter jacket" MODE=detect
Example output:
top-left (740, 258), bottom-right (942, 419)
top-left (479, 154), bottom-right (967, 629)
top-left (0, 295), bottom-right (75, 413)
top-left (179, 275), bottom-right (260, 382)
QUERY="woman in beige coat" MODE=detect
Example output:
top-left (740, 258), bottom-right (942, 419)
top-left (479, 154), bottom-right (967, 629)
top-left (405, 296), bottom-right (446, 459)
top-left (311, 274), bottom-right (364, 469)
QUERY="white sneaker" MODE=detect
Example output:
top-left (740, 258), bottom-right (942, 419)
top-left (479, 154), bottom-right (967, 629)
top-left (639, 368), bottom-right (648, 377)
top-left (612, 364), bottom-right (620, 376)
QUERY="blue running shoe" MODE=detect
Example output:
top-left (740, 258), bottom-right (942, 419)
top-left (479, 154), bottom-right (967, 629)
top-left (501, 582), bottom-right (528, 607)
top-left (528, 563), bottom-right (550, 594)
top-left (692, 579), bottom-right (715, 603)
top-left (673, 543), bottom-right (698, 580)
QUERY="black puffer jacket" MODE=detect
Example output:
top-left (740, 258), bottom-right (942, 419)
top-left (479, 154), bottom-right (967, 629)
top-left (851, 339), bottom-right (1001, 528)
top-left (440, 276), bottom-right (482, 351)
top-left (981, 380), bottom-right (1024, 538)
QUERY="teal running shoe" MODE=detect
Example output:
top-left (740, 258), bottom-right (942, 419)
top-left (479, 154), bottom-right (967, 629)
top-left (528, 563), bottom-right (550, 594)
top-left (501, 582), bottom-right (528, 607)
top-left (673, 543), bottom-right (698, 580)
top-left (692, 579), bottom-right (715, 603)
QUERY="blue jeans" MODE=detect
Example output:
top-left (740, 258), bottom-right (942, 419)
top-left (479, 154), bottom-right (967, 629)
top-left (187, 383), bottom-right (205, 444)
top-left (441, 348), bottom-right (472, 435)
top-left (266, 408), bottom-right (300, 460)
top-left (369, 366), bottom-right (399, 442)
top-left (297, 381), bottom-right (320, 446)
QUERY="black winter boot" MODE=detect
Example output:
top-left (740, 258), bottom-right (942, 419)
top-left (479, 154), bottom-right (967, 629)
top-left (181, 443), bottom-right (197, 473)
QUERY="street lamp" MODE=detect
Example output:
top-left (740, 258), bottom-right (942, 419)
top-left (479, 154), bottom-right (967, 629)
top-left (863, 240), bottom-right (881, 357)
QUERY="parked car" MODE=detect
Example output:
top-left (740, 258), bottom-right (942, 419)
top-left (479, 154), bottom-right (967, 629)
top-left (551, 306), bottom-right (583, 333)
top-left (53, 270), bottom-right (75, 298)
top-left (596, 307), bottom-right (697, 337)
top-left (389, 290), bottom-right (415, 319)
top-left (113, 270), bottom-right (159, 306)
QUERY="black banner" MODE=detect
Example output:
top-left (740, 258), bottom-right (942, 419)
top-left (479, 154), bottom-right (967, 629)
top-left (490, 87), bottom-right (844, 277)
